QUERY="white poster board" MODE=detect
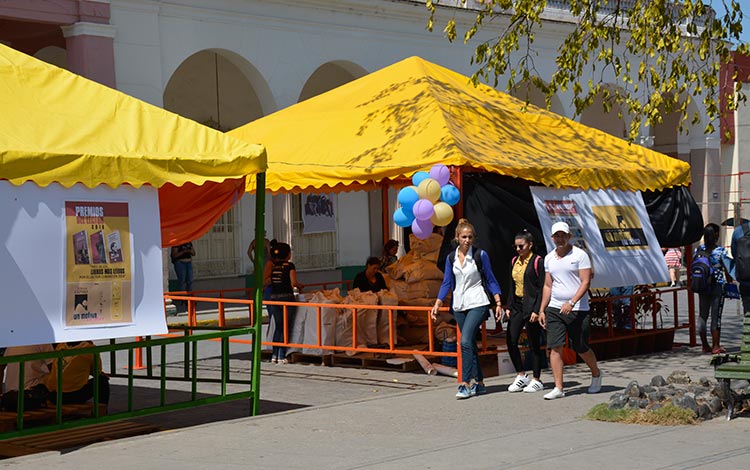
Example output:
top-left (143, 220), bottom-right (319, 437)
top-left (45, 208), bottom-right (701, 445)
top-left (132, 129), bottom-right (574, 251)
top-left (530, 187), bottom-right (669, 288)
top-left (0, 181), bottom-right (167, 347)
top-left (302, 193), bottom-right (336, 234)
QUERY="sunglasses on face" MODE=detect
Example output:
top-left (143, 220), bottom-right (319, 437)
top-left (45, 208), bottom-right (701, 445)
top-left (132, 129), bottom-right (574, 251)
top-left (515, 244), bottom-right (527, 249)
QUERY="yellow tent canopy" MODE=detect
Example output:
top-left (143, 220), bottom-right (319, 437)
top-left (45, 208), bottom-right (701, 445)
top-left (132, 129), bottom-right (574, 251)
top-left (0, 44), bottom-right (267, 245)
top-left (230, 56), bottom-right (689, 194)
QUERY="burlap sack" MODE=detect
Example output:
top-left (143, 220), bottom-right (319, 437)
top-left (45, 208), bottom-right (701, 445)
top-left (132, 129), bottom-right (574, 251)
top-left (403, 260), bottom-right (444, 283)
top-left (377, 289), bottom-right (399, 345)
top-left (300, 289), bottom-right (341, 355)
top-left (337, 289), bottom-right (379, 351)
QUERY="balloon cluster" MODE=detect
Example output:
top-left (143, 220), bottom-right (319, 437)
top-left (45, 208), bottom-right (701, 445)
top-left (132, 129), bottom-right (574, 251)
top-left (394, 164), bottom-right (461, 239)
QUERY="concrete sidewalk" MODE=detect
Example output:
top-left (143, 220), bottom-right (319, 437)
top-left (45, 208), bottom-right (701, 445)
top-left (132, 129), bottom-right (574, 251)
top-left (5, 288), bottom-right (749, 469)
top-left (5, 347), bottom-right (750, 469)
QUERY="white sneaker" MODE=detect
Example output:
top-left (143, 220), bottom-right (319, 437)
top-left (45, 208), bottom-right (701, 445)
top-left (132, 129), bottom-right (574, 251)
top-left (543, 387), bottom-right (565, 400)
top-left (588, 373), bottom-right (603, 394)
top-left (523, 379), bottom-right (544, 393)
top-left (508, 374), bottom-right (530, 392)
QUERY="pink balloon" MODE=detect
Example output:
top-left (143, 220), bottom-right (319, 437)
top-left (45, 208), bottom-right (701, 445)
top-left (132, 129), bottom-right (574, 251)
top-left (412, 198), bottom-right (435, 221)
top-left (429, 164), bottom-right (451, 186)
top-left (412, 218), bottom-right (433, 240)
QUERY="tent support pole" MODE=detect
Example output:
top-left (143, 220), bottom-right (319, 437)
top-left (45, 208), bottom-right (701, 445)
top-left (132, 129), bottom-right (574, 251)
top-left (381, 183), bottom-right (390, 248)
top-left (251, 172), bottom-right (266, 415)
top-left (454, 166), bottom-right (463, 220)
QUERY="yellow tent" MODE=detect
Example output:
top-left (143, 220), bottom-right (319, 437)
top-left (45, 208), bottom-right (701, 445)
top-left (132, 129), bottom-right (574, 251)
top-left (0, 44), bottom-right (267, 245)
top-left (230, 56), bottom-right (689, 194)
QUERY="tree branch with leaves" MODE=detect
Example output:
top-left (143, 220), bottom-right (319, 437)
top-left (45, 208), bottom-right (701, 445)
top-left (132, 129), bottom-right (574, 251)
top-left (427, 0), bottom-right (748, 141)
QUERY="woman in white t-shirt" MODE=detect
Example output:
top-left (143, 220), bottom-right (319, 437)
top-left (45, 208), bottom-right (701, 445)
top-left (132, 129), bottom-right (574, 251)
top-left (539, 222), bottom-right (602, 400)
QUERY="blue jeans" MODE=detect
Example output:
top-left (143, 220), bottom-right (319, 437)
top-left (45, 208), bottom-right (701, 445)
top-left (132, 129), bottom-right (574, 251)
top-left (698, 283), bottom-right (724, 333)
top-left (267, 303), bottom-right (297, 360)
top-left (454, 305), bottom-right (488, 384)
top-left (174, 260), bottom-right (193, 292)
top-left (173, 260), bottom-right (193, 312)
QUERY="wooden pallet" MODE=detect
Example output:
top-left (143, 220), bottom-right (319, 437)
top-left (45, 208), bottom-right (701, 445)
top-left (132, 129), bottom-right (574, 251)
top-left (328, 353), bottom-right (420, 372)
top-left (0, 403), bottom-right (99, 433)
top-left (0, 420), bottom-right (161, 458)
top-left (288, 352), bottom-right (331, 365)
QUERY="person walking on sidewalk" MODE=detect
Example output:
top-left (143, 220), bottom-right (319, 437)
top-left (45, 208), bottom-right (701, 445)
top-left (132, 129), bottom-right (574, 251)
top-left (696, 223), bottom-right (732, 354)
top-left (431, 218), bottom-right (503, 399)
top-left (539, 222), bottom-right (602, 400)
top-left (504, 230), bottom-right (546, 393)
top-left (663, 247), bottom-right (683, 287)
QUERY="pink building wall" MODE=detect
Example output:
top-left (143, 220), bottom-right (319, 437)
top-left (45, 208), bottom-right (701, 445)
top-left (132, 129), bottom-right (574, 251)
top-left (0, 0), bottom-right (115, 87)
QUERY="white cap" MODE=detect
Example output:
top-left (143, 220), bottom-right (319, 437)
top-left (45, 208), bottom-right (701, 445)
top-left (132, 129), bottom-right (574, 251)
top-left (550, 221), bottom-right (570, 235)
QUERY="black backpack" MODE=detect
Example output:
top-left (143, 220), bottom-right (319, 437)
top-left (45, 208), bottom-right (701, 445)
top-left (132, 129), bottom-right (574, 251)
top-left (735, 222), bottom-right (750, 282)
top-left (690, 248), bottom-right (715, 294)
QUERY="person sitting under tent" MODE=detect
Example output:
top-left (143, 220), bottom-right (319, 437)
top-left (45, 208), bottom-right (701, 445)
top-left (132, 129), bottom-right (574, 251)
top-left (44, 341), bottom-right (110, 411)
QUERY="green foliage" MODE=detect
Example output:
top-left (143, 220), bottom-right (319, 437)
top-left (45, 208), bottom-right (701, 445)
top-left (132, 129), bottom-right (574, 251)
top-left (586, 403), bottom-right (697, 425)
top-left (427, 1), bottom-right (749, 141)
top-left (586, 402), bottom-right (634, 422)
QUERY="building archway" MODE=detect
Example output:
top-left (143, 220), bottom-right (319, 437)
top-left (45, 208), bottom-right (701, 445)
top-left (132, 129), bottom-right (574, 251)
top-left (578, 88), bottom-right (627, 139)
top-left (164, 49), bottom-right (269, 132)
top-left (34, 45), bottom-right (67, 69)
top-left (298, 61), bottom-right (368, 102)
top-left (163, 49), bottom-right (271, 278)
top-left (275, 61), bottom-right (369, 271)
top-left (508, 78), bottom-right (565, 116)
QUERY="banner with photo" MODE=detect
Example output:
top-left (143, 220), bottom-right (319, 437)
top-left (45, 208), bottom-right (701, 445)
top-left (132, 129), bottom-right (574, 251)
top-left (0, 181), bottom-right (166, 348)
top-left (302, 193), bottom-right (337, 234)
top-left (64, 201), bottom-right (133, 327)
top-left (530, 187), bottom-right (669, 288)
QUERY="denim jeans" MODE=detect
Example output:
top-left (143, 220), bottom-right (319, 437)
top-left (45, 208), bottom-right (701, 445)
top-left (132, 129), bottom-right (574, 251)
top-left (454, 305), bottom-right (488, 384)
top-left (174, 260), bottom-right (193, 292)
top-left (267, 303), bottom-right (297, 360)
top-left (698, 283), bottom-right (724, 333)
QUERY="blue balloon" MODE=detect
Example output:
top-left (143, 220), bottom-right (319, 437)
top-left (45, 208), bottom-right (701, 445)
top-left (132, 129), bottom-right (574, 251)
top-left (412, 171), bottom-right (430, 187)
top-left (397, 186), bottom-right (419, 210)
top-left (440, 184), bottom-right (461, 206)
top-left (394, 207), bottom-right (415, 227)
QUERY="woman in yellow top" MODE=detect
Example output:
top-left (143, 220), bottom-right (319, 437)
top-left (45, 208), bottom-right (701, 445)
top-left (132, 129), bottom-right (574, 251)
top-left (504, 230), bottom-right (546, 393)
top-left (45, 341), bottom-right (110, 405)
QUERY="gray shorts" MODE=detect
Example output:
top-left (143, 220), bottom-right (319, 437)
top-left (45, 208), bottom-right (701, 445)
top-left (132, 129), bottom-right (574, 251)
top-left (545, 307), bottom-right (591, 353)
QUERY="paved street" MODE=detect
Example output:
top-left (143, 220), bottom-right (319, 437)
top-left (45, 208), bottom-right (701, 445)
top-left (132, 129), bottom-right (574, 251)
top-left (4, 288), bottom-right (750, 469)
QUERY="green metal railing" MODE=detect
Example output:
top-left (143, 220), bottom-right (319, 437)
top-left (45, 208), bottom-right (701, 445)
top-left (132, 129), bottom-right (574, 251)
top-left (0, 327), bottom-right (256, 439)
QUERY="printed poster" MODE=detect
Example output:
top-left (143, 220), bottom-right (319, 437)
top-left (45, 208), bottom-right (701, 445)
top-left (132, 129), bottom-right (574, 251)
top-left (302, 193), bottom-right (337, 234)
top-left (64, 201), bottom-right (133, 327)
top-left (530, 188), bottom-right (669, 288)
top-left (592, 205), bottom-right (648, 251)
top-left (542, 199), bottom-right (588, 251)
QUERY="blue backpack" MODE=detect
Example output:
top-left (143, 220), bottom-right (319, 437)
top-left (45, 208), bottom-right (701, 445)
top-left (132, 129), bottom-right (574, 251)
top-left (690, 248), bottom-right (714, 294)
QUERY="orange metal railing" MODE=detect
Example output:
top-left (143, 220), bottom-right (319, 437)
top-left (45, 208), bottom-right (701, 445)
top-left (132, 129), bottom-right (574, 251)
top-left (156, 284), bottom-right (692, 374)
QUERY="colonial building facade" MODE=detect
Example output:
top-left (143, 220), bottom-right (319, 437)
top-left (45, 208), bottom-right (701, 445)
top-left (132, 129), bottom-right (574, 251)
top-left (1, 0), bottom-right (738, 286)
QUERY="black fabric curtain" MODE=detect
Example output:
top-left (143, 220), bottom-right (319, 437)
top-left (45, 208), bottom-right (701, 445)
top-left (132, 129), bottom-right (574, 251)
top-left (437, 173), bottom-right (704, 299)
top-left (641, 186), bottom-right (704, 247)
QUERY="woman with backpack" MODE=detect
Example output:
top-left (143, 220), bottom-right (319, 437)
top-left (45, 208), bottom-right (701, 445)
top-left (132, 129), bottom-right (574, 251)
top-left (504, 230), bottom-right (546, 393)
top-left (431, 218), bottom-right (503, 399)
top-left (264, 242), bottom-right (303, 364)
top-left (694, 223), bottom-right (733, 354)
